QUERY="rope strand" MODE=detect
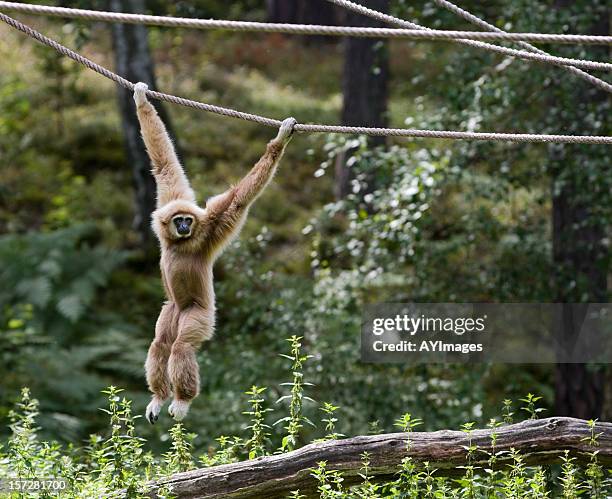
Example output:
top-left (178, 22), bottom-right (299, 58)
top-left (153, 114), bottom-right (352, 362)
top-left (324, 0), bottom-right (612, 78)
top-left (0, 1), bottom-right (610, 46)
top-left (0, 12), bottom-right (610, 144)
top-left (430, 0), bottom-right (612, 94)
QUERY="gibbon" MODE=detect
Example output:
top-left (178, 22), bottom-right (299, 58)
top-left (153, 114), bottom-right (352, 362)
top-left (133, 82), bottom-right (296, 423)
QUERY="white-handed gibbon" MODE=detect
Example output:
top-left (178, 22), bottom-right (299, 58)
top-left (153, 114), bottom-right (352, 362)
top-left (133, 82), bottom-right (296, 423)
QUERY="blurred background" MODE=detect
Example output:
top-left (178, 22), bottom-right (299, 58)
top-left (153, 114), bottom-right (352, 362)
top-left (0, 0), bottom-right (609, 451)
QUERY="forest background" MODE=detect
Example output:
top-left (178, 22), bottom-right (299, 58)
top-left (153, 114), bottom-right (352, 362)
top-left (0, 0), bottom-right (609, 453)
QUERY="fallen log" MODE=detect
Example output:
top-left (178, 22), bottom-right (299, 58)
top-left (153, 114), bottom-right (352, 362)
top-left (152, 417), bottom-right (612, 498)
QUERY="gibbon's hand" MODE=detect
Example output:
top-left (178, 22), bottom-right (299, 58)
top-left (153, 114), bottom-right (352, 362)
top-left (275, 117), bottom-right (297, 145)
top-left (133, 82), bottom-right (149, 108)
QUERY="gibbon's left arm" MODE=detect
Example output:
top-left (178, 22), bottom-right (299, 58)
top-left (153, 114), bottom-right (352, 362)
top-left (206, 118), bottom-right (297, 244)
top-left (133, 83), bottom-right (196, 208)
top-left (232, 117), bottom-right (297, 210)
top-left (206, 117), bottom-right (297, 238)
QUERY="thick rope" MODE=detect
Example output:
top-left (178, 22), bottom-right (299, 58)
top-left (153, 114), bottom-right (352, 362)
top-left (324, 0), bottom-right (612, 74)
top-left (0, 1), bottom-right (610, 46)
top-left (431, 0), bottom-right (612, 94)
top-left (0, 12), bottom-right (610, 145)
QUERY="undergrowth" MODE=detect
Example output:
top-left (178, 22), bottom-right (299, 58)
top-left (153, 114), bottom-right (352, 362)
top-left (0, 337), bottom-right (609, 498)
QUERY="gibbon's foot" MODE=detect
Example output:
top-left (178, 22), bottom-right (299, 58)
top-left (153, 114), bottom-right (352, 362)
top-left (168, 399), bottom-right (191, 421)
top-left (133, 82), bottom-right (149, 108)
top-left (146, 396), bottom-right (165, 425)
top-left (275, 117), bottom-right (297, 144)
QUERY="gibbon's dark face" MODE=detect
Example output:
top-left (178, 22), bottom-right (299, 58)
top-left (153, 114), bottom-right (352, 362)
top-left (171, 213), bottom-right (194, 238)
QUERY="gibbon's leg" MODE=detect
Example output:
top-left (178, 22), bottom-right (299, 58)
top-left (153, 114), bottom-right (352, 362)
top-left (133, 82), bottom-right (196, 208)
top-left (145, 302), bottom-right (178, 424)
top-left (167, 304), bottom-right (214, 421)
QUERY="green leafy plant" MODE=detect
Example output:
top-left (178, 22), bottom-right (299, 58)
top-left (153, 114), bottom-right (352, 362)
top-left (0, 371), bottom-right (610, 498)
top-left (275, 335), bottom-right (315, 452)
top-left (243, 386), bottom-right (272, 459)
top-left (318, 403), bottom-right (344, 441)
top-left (502, 399), bottom-right (514, 424)
top-left (520, 393), bottom-right (546, 420)
top-left (163, 424), bottom-right (196, 475)
top-left (311, 460), bottom-right (345, 499)
top-left (394, 413), bottom-right (424, 451)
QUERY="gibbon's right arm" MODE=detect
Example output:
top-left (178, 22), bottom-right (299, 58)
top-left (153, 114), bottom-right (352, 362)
top-left (133, 82), bottom-right (196, 208)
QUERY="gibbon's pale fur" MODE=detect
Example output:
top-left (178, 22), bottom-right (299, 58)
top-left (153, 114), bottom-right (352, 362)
top-left (133, 82), bottom-right (296, 423)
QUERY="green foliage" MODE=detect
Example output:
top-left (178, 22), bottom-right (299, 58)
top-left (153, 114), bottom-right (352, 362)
top-left (502, 399), bottom-right (514, 425)
top-left (311, 460), bottom-right (346, 498)
top-left (559, 451), bottom-right (580, 499)
top-left (95, 386), bottom-right (146, 494)
top-left (7, 388), bottom-right (40, 479)
top-left (243, 386), bottom-right (272, 459)
top-left (275, 335), bottom-right (315, 452)
top-left (0, 225), bottom-right (126, 329)
top-left (0, 357), bottom-right (609, 497)
top-left (154, 0), bottom-right (265, 21)
top-left (163, 424), bottom-right (196, 475)
top-left (520, 393), bottom-right (546, 420)
top-left (0, 0), bottom-right (608, 484)
top-left (407, 0), bottom-right (610, 304)
top-left (318, 403), bottom-right (344, 441)
top-left (0, 226), bottom-right (143, 442)
top-left (199, 435), bottom-right (242, 468)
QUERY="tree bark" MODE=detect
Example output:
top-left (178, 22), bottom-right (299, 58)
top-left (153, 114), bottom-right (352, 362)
top-left (266, 0), bottom-right (298, 23)
top-left (110, 0), bottom-right (179, 254)
top-left (149, 417), bottom-right (611, 498)
top-left (266, 0), bottom-right (339, 26)
top-left (335, 0), bottom-right (389, 199)
top-left (552, 1), bottom-right (609, 420)
top-left (266, 0), bottom-right (340, 45)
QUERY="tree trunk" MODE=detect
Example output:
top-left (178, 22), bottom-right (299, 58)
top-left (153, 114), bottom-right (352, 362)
top-left (553, 176), bottom-right (607, 418)
top-left (147, 417), bottom-right (612, 498)
top-left (266, 0), bottom-right (300, 23)
top-left (266, 0), bottom-right (339, 26)
top-left (552, 0), bottom-right (609, 419)
top-left (110, 0), bottom-right (179, 255)
top-left (266, 0), bottom-right (340, 44)
top-left (335, 0), bottom-right (389, 199)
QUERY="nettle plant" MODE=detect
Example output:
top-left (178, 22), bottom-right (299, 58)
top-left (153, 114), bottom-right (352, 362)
top-left (0, 338), bottom-right (610, 498)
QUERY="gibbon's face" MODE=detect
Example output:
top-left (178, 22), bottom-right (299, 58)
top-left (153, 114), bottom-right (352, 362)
top-left (170, 212), bottom-right (195, 239)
